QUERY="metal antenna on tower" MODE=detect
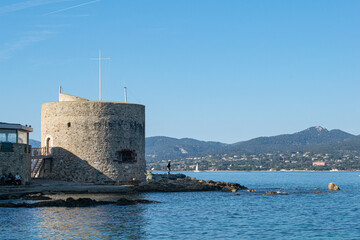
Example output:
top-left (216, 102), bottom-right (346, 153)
top-left (124, 87), bottom-right (127, 103)
top-left (90, 49), bottom-right (111, 100)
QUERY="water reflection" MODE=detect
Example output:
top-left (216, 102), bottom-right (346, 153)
top-left (34, 205), bottom-right (146, 239)
top-left (1, 172), bottom-right (358, 239)
top-left (0, 193), bottom-right (149, 239)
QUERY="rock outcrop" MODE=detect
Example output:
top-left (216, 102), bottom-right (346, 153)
top-left (262, 191), bottom-right (290, 196)
top-left (23, 193), bottom-right (52, 200)
top-left (116, 198), bottom-right (160, 205)
top-left (328, 183), bottom-right (340, 191)
top-left (134, 174), bottom-right (247, 192)
top-left (0, 197), bottom-right (160, 208)
top-left (263, 192), bottom-right (278, 195)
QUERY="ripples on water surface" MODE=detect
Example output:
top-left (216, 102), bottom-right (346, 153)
top-left (0, 172), bottom-right (359, 239)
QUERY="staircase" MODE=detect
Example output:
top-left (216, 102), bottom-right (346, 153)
top-left (31, 159), bottom-right (44, 178)
top-left (31, 147), bottom-right (52, 178)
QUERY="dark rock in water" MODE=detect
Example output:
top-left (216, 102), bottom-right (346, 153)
top-left (116, 198), bottom-right (136, 205)
top-left (32, 199), bottom-right (70, 208)
top-left (0, 197), bottom-right (160, 208)
top-left (263, 192), bottom-right (279, 195)
top-left (221, 186), bottom-right (237, 192)
top-left (23, 193), bottom-right (52, 200)
top-left (134, 199), bottom-right (161, 204)
top-left (64, 197), bottom-right (106, 207)
top-left (207, 180), bottom-right (215, 184)
top-left (215, 181), bottom-right (226, 187)
top-left (0, 202), bottom-right (18, 208)
top-left (0, 194), bottom-right (22, 200)
top-left (116, 198), bottom-right (160, 205)
top-left (263, 191), bottom-right (289, 196)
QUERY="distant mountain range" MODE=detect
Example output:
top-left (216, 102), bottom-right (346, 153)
top-left (146, 136), bottom-right (226, 162)
top-left (29, 139), bottom-right (41, 148)
top-left (146, 126), bottom-right (360, 161)
top-left (30, 126), bottom-right (360, 162)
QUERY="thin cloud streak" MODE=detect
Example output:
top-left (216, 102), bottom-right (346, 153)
top-left (0, 31), bottom-right (53, 60)
top-left (34, 24), bottom-right (70, 28)
top-left (0, 0), bottom-right (73, 15)
top-left (44, 0), bottom-right (100, 16)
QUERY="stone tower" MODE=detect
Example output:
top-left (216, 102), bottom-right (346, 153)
top-left (41, 92), bottom-right (145, 183)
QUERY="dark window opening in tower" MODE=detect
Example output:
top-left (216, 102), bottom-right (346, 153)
top-left (116, 149), bottom-right (137, 163)
top-left (67, 122), bottom-right (71, 128)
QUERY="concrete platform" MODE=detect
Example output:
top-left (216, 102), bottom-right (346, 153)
top-left (0, 178), bottom-right (134, 199)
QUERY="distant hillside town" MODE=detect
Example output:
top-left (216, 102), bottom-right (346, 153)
top-left (148, 151), bottom-right (360, 171)
top-left (145, 126), bottom-right (360, 171)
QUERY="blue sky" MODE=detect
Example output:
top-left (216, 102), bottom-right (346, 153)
top-left (1, 0), bottom-right (359, 143)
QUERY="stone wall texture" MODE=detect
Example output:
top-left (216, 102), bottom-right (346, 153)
top-left (41, 101), bottom-right (145, 183)
top-left (0, 143), bottom-right (31, 184)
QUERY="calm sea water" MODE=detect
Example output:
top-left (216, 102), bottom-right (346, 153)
top-left (0, 172), bottom-right (359, 239)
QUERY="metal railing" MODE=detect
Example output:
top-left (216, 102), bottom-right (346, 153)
top-left (32, 147), bottom-right (52, 158)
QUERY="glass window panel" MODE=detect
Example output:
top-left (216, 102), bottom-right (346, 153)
top-left (0, 133), bottom-right (6, 142)
top-left (7, 133), bottom-right (17, 143)
top-left (0, 129), bottom-right (18, 143)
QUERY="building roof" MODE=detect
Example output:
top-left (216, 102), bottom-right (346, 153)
top-left (0, 122), bottom-right (33, 132)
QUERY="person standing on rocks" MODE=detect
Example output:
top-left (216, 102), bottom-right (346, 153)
top-left (167, 160), bottom-right (171, 174)
top-left (145, 170), bottom-right (153, 181)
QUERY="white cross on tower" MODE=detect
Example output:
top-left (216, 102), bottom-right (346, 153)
top-left (90, 49), bottom-right (111, 100)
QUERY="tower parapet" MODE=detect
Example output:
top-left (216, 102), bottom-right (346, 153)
top-left (59, 93), bottom-right (89, 102)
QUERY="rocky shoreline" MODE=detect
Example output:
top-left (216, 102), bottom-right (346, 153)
top-left (135, 173), bottom-right (247, 192)
top-left (0, 175), bottom-right (340, 208)
top-left (0, 174), bottom-right (248, 207)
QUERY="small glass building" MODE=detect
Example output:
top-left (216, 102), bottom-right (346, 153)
top-left (0, 122), bottom-right (33, 184)
top-left (0, 122), bottom-right (33, 144)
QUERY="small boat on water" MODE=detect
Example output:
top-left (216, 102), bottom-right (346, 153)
top-left (194, 163), bottom-right (200, 172)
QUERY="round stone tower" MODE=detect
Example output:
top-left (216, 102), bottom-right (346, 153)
top-left (41, 93), bottom-right (145, 183)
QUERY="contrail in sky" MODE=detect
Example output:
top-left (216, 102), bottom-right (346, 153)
top-left (0, 31), bottom-right (53, 60)
top-left (44, 0), bottom-right (100, 15)
top-left (0, 0), bottom-right (72, 15)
